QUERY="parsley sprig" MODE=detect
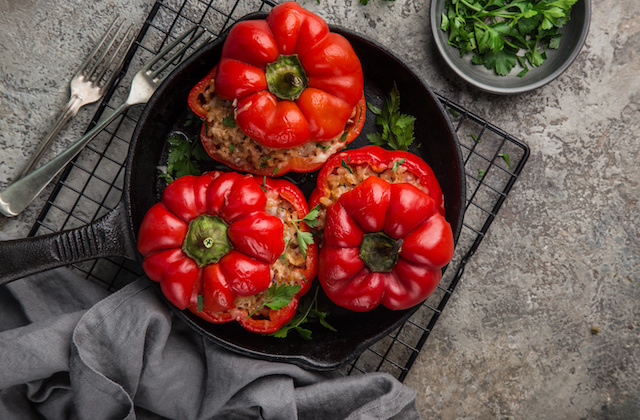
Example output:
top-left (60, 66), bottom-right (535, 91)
top-left (292, 204), bottom-right (321, 259)
top-left (269, 287), bottom-right (337, 340)
top-left (248, 283), bottom-right (302, 318)
top-left (366, 83), bottom-right (416, 151)
top-left (160, 132), bottom-right (210, 182)
top-left (440, 0), bottom-right (578, 77)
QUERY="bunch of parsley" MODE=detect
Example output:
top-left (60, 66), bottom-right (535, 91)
top-left (440, 0), bottom-right (578, 77)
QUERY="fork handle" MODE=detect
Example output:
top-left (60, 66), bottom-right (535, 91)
top-left (16, 95), bottom-right (84, 179)
top-left (0, 102), bottom-right (130, 218)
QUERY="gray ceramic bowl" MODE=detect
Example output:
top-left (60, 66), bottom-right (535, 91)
top-left (431, 0), bottom-right (591, 94)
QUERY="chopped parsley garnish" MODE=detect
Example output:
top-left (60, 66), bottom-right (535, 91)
top-left (222, 115), bottom-right (236, 127)
top-left (440, 0), bottom-right (578, 76)
top-left (341, 158), bottom-right (354, 174)
top-left (392, 158), bottom-right (406, 171)
top-left (498, 152), bottom-right (512, 169)
top-left (468, 133), bottom-right (481, 143)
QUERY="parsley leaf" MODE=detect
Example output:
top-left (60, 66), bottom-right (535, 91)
top-left (341, 158), bottom-right (354, 174)
top-left (468, 133), bottom-right (480, 143)
top-left (314, 308), bottom-right (337, 332)
top-left (222, 115), bottom-right (236, 128)
top-left (263, 283), bottom-right (301, 311)
top-left (296, 230), bottom-right (314, 259)
top-left (299, 204), bottom-right (321, 228)
top-left (483, 48), bottom-right (518, 76)
top-left (270, 311), bottom-right (312, 339)
top-left (366, 82), bottom-right (416, 151)
top-left (161, 133), bottom-right (210, 182)
top-left (498, 152), bottom-right (512, 170)
top-left (290, 205), bottom-right (321, 259)
top-left (392, 158), bottom-right (406, 171)
top-left (249, 283), bottom-right (301, 317)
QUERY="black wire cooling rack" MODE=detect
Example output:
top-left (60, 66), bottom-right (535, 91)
top-left (28, 0), bottom-right (529, 382)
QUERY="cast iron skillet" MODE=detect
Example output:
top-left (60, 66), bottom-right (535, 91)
top-left (0, 16), bottom-right (465, 370)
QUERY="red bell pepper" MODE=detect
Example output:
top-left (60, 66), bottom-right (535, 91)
top-left (187, 65), bottom-right (365, 176)
top-left (309, 145), bottom-right (446, 223)
top-left (206, 1), bottom-right (364, 149)
top-left (317, 175), bottom-right (454, 312)
top-left (136, 171), bottom-right (317, 333)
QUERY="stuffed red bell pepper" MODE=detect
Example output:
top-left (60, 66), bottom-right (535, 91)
top-left (309, 146), bottom-right (454, 312)
top-left (187, 1), bottom-right (366, 176)
top-left (309, 145), bottom-right (446, 229)
top-left (136, 171), bottom-right (317, 333)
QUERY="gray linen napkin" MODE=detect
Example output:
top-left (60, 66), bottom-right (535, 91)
top-left (0, 253), bottom-right (421, 419)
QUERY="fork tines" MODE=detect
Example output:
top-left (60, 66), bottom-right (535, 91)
top-left (144, 25), bottom-right (211, 82)
top-left (78, 16), bottom-right (136, 89)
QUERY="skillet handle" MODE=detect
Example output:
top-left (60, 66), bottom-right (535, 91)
top-left (0, 202), bottom-right (138, 286)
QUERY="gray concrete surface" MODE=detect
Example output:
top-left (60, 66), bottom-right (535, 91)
top-left (1, 0), bottom-right (639, 418)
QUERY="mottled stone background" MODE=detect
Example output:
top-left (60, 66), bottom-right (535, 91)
top-left (1, 0), bottom-right (638, 418)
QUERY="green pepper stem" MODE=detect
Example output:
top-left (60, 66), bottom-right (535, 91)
top-left (359, 232), bottom-right (403, 273)
top-left (183, 215), bottom-right (232, 267)
top-left (266, 54), bottom-right (308, 101)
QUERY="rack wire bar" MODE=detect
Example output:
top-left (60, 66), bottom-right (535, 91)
top-left (27, 0), bottom-right (529, 382)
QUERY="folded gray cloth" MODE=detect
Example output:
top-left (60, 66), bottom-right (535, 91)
top-left (0, 263), bottom-right (421, 419)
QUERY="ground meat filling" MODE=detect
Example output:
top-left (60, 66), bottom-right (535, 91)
top-left (198, 79), bottom-right (356, 174)
top-left (233, 189), bottom-right (308, 317)
top-left (316, 163), bottom-right (423, 228)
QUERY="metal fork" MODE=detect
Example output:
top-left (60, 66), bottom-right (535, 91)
top-left (0, 25), bottom-right (209, 218)
top-left (15, 16), bottom-right (135, 180)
